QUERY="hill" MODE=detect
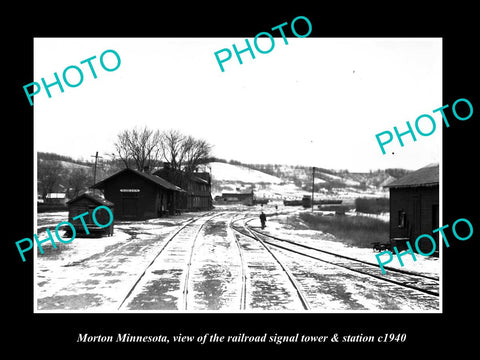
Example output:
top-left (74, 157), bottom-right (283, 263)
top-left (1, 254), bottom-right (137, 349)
top-left (207, 161), bottom-right (399, 200)
top-left (210, 162), bottom-right (283, 184)
top-left (37, 152), bottom-right (408, 201)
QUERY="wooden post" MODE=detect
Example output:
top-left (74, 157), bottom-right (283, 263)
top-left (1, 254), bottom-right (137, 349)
top-left (311, 166), bottom-right (315, 212)
top-left (91, 151), bottom-right (102, 192)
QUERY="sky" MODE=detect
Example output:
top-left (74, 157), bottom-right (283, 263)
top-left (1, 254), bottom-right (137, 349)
top-left (34, 37), bottom-right (442, 172)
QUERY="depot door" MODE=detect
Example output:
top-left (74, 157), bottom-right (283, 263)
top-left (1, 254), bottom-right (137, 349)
top-left (122, 193), bottom-right (139, 219)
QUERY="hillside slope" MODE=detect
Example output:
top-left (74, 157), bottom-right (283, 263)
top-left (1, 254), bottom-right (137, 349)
top-left (37, 152), bottom-right (403, 200)
top-left (210, 162), bottom-right (283, 184)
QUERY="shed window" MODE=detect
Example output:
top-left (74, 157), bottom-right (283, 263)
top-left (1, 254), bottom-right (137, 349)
top-left (398, 210), bottom-right (406, 228)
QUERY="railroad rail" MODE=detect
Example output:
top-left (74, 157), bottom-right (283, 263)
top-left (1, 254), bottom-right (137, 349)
top-left (228, 215), bottom-right (248, 310)
top-left (230, 216), bottom-right (311, 310)
top-left (238, 217), bottom-right (439, 298)
top-left (117, 212), bottom-right (222, 310)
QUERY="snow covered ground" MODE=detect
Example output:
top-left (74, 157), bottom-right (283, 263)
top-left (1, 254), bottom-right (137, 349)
top-left (35, 207), bottom-right (440, 312)
top-left (35, 211), bottom-right (200, 311)
top-left (260, 212), bottom-right (440, 277)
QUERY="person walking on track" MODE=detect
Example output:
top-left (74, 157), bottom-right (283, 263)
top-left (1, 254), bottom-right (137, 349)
top-left (260, 211), bottom-right (266, 229)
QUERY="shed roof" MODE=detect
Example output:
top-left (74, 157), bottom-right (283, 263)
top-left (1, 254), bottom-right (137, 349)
top-left (92, 168), bottom-right (185, 192)
top-left (67, 193), bottom-right (114, 207)
top-left (191, 174), bottom-right (209, 184)
top-left (385, 163), bottom-right (439, 189)
top-left (154, 168), bottom-right (210, 185)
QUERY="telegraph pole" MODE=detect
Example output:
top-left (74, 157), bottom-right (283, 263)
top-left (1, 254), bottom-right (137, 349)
top-left (311, 166), bottom-right (315, 212)
top-left (91, 151), bottom-right (102, 191)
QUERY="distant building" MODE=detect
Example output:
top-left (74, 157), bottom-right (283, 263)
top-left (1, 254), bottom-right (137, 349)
top-left (385, 163), bottom-right (439, 254)
top-left (154, 164), bottom-right (212, 211)
top-left (45, 192), bottom-right (67, 204)
top-left (92, 168), bottom-right (184, 220)
top-left (218, 189), bottom-right (254, 205)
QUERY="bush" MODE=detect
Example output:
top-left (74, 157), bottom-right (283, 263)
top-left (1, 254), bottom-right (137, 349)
top-left (355, 197), bottom-right (389, 214)
top-left (299, 212), bottom-right (389, 248)
top-left (317, 204), bottom-right (350, 213)
top-left (37, 203), bottom-right (67, 213)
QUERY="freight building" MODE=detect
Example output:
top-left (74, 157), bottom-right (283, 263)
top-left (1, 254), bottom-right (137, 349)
top-left (385, 163), bottom-right (439, 254)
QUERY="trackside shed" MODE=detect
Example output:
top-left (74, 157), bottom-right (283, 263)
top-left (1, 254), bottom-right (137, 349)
top-left (66, 193), bottom-right (114, 237)
top-left (385, 163), bottom-right (439, 254)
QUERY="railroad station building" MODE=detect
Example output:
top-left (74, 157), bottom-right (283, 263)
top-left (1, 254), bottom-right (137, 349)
top-left (92, 168), bottom-right (184, 220)
top-left (385, 163), bottom-right (439, 254)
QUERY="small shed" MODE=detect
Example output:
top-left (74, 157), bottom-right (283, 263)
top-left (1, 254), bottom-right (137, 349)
top-left (384, 163), bottom-right (439, 254)
top-left (66, 193), bottom-right (114, 237)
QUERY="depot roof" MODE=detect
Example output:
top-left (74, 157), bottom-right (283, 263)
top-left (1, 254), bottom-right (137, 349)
top-left (92, 168), bottom-right (185, 192)
top-left (385, 163), bottom-right (439, 189)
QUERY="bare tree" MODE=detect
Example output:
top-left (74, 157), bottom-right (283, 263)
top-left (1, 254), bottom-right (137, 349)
top-left (160, 130), bottom-right (212, 174)
top-left (113, 130), bottom-right (134, 169)
top-left (113, 126), bottom-right (162, 171)
top-left (66, 168), bottom-right (91, 199)
top-left (159, 129), bottom-right (186, 171)
top-left (182, 136), bottom-right (212, 174)
top-left (114, 127), bottom-right (212, 173)
top-left (37, 159), bottom-right (64, 200)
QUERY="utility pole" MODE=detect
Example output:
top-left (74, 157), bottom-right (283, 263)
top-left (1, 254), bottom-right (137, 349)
top-left (91, 151), bottom-right (102, 192)
top-left (311, 166), bottom-right (315, 212)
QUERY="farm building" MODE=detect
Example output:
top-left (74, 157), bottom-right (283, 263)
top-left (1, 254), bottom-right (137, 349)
top-left (92, 168), bottom-right (184, 220)
top-left (66, 193), bottom-right (114, 237)
top-left (385, 163), bottom-right (439, 254)
top-left (153, 164), bottom-right (212, 211)
top-left (45, 192), bottom-right (67, 204)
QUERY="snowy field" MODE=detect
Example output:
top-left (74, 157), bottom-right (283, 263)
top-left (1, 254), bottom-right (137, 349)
top-left (260, 212), bottom-right (440, 277)
top-left (35, 211), bottom-right (202, 311)
top-left (35, 206), bottom-right (440, 312)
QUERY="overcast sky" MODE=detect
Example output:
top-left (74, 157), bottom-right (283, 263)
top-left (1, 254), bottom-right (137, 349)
top-left (34, 37), bottom-right (442, 172)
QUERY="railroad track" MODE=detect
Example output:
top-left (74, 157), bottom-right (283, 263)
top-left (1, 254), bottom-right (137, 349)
top-left (117, 212), bottom-right (223, 310)
top-left (117, 211), bottom-right (439, 311)
top-left (238, 217), bottom-right (439, 298)
top-left (227, 215), bottom-right (248, 310)
top-left (119, 211), bottom-right (313, 311)
top-left (229, 215), bottom-right (311, 310)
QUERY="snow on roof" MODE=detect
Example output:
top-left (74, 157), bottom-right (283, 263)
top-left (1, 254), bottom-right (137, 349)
top-left (385, 163), bottom-right (439, 189)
